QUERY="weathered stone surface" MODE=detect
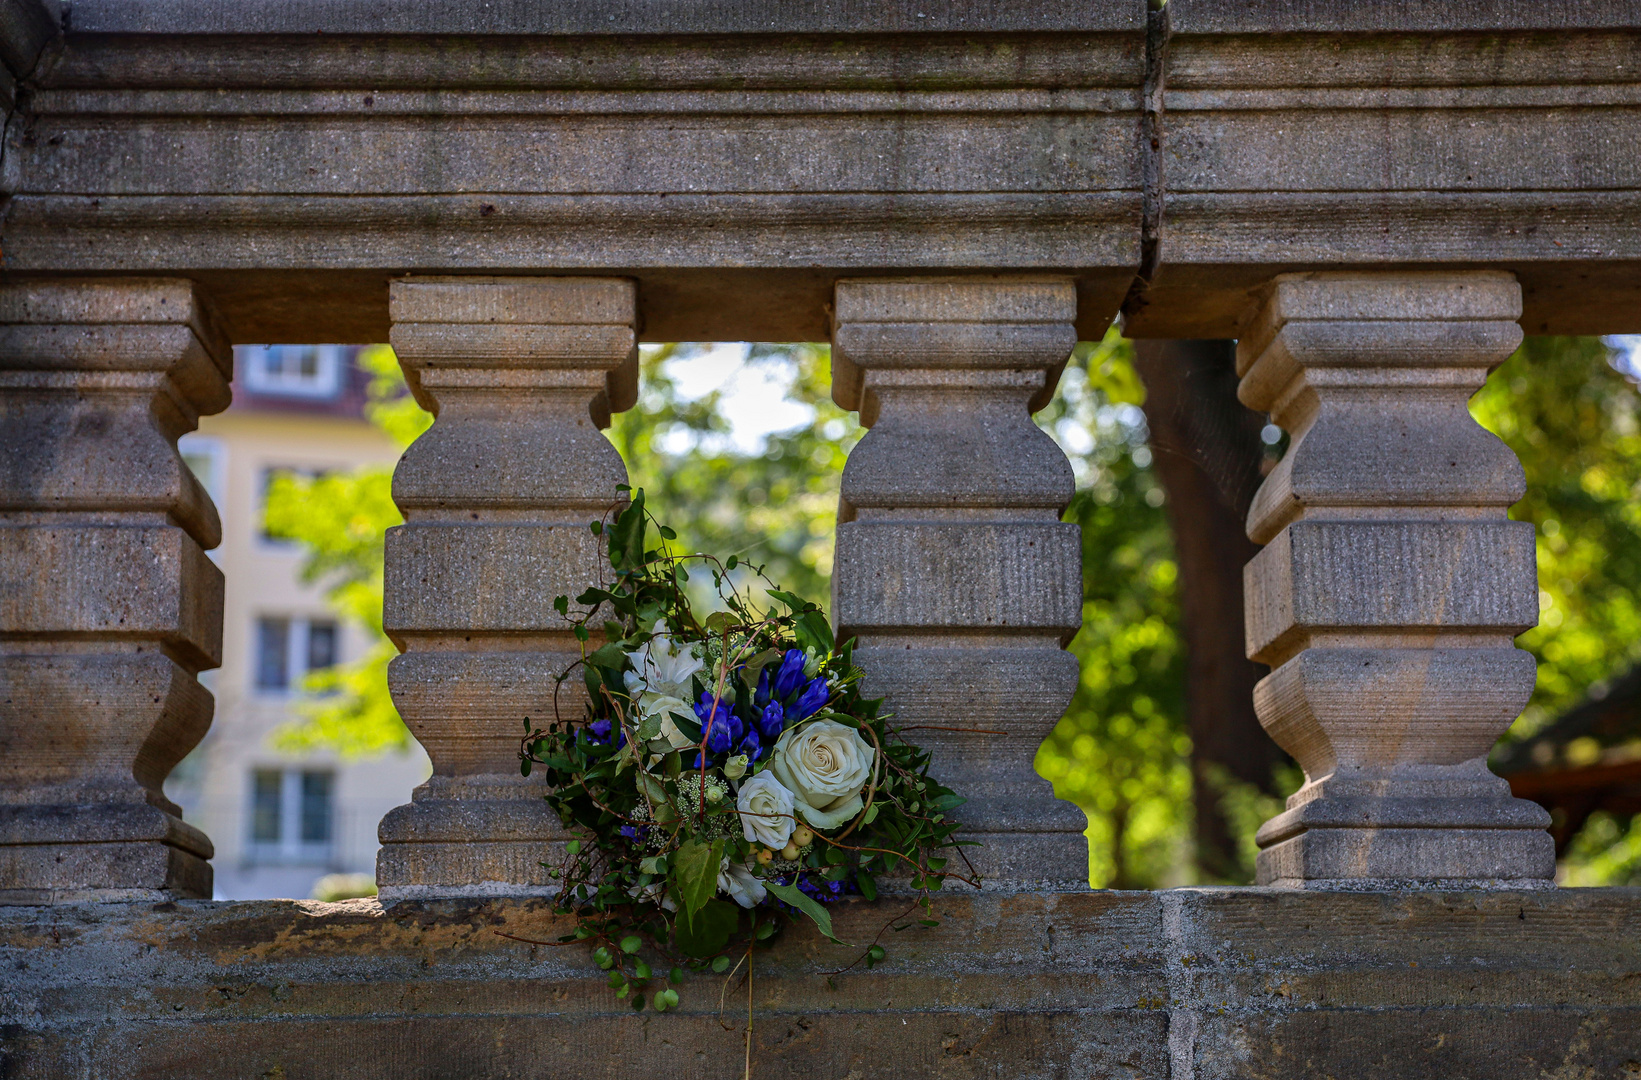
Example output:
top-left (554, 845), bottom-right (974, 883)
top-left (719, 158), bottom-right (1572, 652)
top-left (1123, 22), bottom-right (1641, 337)
top-left (1236, 272), bottom-right (1554, 887)
top-left (831, 277), bottom-right (1086, 886)
top-left (2, 8), bottom-right (1637, 340)
top-left (1, 888), bottom-right (1637, 1078)
top-left (0, 278), bottom-right (228, 903)
top-left (377, 276), bottom-right (635, 899)
top-left (3, 29), bottom-right (1142, 344)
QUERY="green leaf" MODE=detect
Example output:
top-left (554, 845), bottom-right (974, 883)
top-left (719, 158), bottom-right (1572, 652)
top-left (670, 966), bottom-right (685, 984)
top-left (608, 490), bottom-right (647, 569)
top-left (765, 589), bottom-right (807, 614)
top-left (711, 955), bottom-right (731, 973)
top-left (566, 840), bottom-right (582, 857)
top-left (792, 611), bottom-right (834, 654)
top-left (765, 881), bottom-right (851, 946)
top-left (638, 772), bottom-right (668, 808)
top-left (634, 960), bottom-right (652, 979)
top-left (856, 869), bottom-right (878, 902)
top-left (741, 648), bottom-right (784, 682)
top-left (620, 935), bottom-right (643, 954)
top-left (672, 838), bottom-right (724, 920)
top-left (674, 898), bottom-right (739, 958)
top-left (639, 855), bottom-right (668, 875)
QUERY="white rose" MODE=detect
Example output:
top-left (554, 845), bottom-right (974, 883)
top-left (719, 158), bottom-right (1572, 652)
top-left (736, 773), bottom-right (796, 849)
top-left (717, 858), bottom-right (766, 909)
top-left (624, 621), bottom-right (703, 701)
top-left (771, 719), bottom-right (875, 830)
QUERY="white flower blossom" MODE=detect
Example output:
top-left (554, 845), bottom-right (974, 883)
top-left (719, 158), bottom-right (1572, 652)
top-left (736, 772), bottom-right (796, 849)
top-left (624, 622), bottom-right (703, 754)
top-left (717, 858), bottom-right (767, 909)
top-left (624, 621), bottom-right (703, 701)
top-left (771, 719), bottom-right (875, 830)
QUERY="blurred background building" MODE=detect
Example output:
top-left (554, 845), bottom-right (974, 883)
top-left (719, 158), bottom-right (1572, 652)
top-left (166, 345), bottom-right (429, 901)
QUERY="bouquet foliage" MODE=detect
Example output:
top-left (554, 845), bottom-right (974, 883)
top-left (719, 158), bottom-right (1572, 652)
top-left (519, 489), bottom-right (973, 1011)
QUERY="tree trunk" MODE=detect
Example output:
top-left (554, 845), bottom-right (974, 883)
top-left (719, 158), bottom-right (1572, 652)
top-left (1132, 338), bottom-right (1287, 882)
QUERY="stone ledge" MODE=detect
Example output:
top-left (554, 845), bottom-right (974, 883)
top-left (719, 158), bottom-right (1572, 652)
top-left (2, 888), bottom-right (1638, 1078)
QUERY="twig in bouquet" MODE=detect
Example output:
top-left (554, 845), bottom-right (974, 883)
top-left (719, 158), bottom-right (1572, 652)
top-left (894, 725), bottom-right (1009, 736)
top-left (744, 933), bottom-right (755, 1080)
top-left (821, 898), bottom-right (921, 977)
top-left (829, 721), bottom-right (884, 843)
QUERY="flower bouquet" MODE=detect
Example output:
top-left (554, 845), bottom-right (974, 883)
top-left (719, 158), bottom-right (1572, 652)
top-left (519, 489), bottom-right (972, 1012)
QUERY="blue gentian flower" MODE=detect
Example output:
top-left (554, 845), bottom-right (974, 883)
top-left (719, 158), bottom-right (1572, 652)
top-left (739, 726), bottom-right (764, 762)
top-left (696, 691), bottom-right (743, 754)
top-left (773, 649), bottom-right (807, 699)
top-left (756, 701), bottom-right (785, 743)
top-left (586, 718), bottom-right (625, 749)
top-left (787, 676), bottom-right (829, 722)
top-left (754, 668), bottom-right (772, 708)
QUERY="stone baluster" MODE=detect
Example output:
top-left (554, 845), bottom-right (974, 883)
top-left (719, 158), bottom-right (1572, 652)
top-left (830, 277), bottom-right (1087, 887)
top-left (1238, 271), bottom-right (1555, 887)
top-left (0, 279), bottom-right (230, 903)
top-left (378, 276), bottom-right (637, 899)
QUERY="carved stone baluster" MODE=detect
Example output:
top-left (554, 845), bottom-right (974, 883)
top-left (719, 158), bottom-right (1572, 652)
top-left (0, 278), bottom-right (230, 902)
top-left (1238, 271), bottom-right (1555, 887)
top-left (377, 276), bottom-right (637, 900)
top-left (830, 276), bottom-right (1087, 887)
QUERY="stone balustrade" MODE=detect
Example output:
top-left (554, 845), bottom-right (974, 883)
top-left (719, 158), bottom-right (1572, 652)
top-left (377, 276), bottom-right (638, 899)
top-left (831, 277), bottom-right (1088, 886)
top-left (1236, 272), bottom-right (1555, 887)
top-left (0, 279), bottom-right (230, 902)
top-left (3, 2), bottom-right (1640, 1073)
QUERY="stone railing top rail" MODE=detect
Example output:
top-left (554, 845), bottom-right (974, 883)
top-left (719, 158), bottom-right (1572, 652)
top-left (56, 0), bottom-right (1641, 36)
top-left (4, 0), bottom-right (1640, 343)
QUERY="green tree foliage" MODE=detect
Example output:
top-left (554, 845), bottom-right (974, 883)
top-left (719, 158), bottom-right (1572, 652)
top-left (1473, 336), bottom-right (1641, 731)
top-left (1032, 334), bottom-right (1192, 888)
top-left (609, 343), bottom-right (860, 608)
top-left (1473, 335), bottom-right (1641, 883)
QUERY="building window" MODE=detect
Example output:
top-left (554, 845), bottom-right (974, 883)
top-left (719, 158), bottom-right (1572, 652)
top-left (238, 344), bottom-right (344, 399)
top-left (247, 768), bottom-right (336, 864)
top-left (254, 616), bottom-right (339, 694)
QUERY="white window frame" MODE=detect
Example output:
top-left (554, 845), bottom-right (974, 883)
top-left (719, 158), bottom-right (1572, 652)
top-left (252, 615), bottom-right (340, 697)
top-left (246, 767), bottom-right (336, 865)
top-left (238, 344), bottom-right (345, 399)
